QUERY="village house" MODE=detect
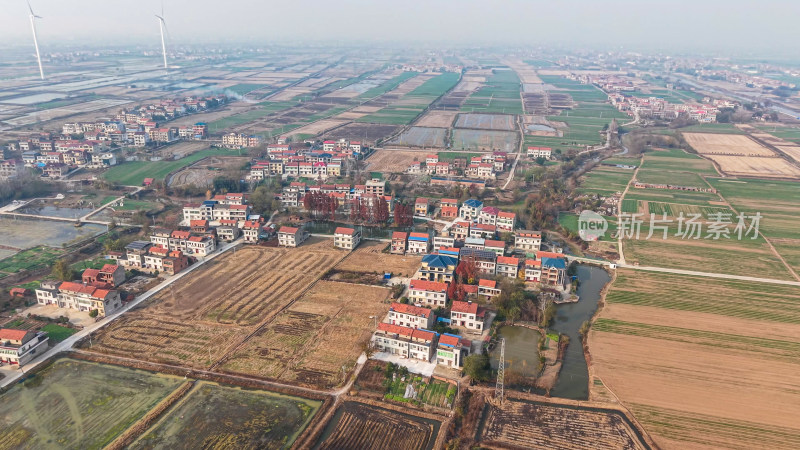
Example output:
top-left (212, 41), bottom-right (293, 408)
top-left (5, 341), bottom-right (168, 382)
top-left (440, 198), bottom-right (459, 219)
top-left (515, 230), bottom-right (542, 253)
top-left (419, 254), bottom-right (459, 283)
top-left (364, 178), bottom-right (386, 197)
top-left (415, 198), bottom-right (429, 216)
top-left (496, 211), bottom-right (516, 232)
top-left (496, 255), bottom-right (521, 278)
top-left (451, 221), bottom-right (471, 241)
top-left (334, 227), bottom-right (361, 251)
top-left (483, 239), bottom-right (506, 256)
top-left (459, 247), bottom-right (497, 275)
top-left (436, 333), bottom-right (469, 368)
top-left (51, 282), bottom-right (122, 317)
top-left (222, 133), bottom-right (262, 148)
top-left (524, 259), bottom-right (542, 282)
top-left (437, 247), bottom-right (460, 259)
top-left (450, 300), bottom-right (486, 331)
top-left (478, 206), bottom-right (500, 226)
top-left (142, 247), bottom-right (190, 275)
top-left (459, 199), bottom-right (484, 221)
top-left (121, 241), bottom-right (152, 268)
top-left (242, 220), bottom-right (261, 243)
top-left (372, 323), bottom-right (436, 362)
top-left (433, 235), bottom-right (455, 249)
top-left (469, 223), bottom-right (497, 239)
top-left (464, 236), bottom-right (485, 250)
top-left (217, 224), bottom-right (241, 242)
top-left (386, 302), bottom-right (435, 329)
top-left (0, 328), bottom-right (49, 366)
top-left (278, 226), bottom-right (307, 247)
top-left (477, 279), bottom-right (501, 298)
top-left (527, 146), bottom-right (552, 159)
top-left (407, 232), bottom-right (431, 254)
top-left (391, 231), bottom-right (407, 254)
top-left (81, 264), bottom-right (125, 288)
top-left (408, 279), bottom-right (448, 307)
top-left (538, 251), bottom-right (568, 287)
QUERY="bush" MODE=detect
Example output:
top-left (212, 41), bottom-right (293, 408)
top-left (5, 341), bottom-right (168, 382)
top-left (88, 309), bottom-right (99, 318)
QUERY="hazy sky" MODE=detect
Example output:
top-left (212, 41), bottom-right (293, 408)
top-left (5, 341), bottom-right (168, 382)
top-left (1, 0), bottom-right (799, 54)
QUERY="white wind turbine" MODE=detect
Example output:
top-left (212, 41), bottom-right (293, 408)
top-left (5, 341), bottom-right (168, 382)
top-left (155, 6), bottom-right (168, 69)
top-left (28, 1), bottom-right (44, 80)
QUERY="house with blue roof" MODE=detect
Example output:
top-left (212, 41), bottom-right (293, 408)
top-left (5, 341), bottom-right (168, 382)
top-left (459, 199), bottom-right (484, 221)
top-left (420, 254), bottom-right (459, 282)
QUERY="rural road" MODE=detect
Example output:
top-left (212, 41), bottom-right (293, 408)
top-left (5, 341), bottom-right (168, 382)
top-left (615, 159), bottom-right (643, 265)
top-left (619, 263), bottom-right (800, 287)
top-left (0, 237), bottom-right (243, 388)
top-left (81, 186), bottom-right (144, 221)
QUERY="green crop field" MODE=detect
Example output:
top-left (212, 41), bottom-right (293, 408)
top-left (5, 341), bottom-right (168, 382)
top-left (103, 148), bottom-right (231, 185)
top-left (639, 148), bottom-right (719, 175)
top-left (624, 189), bottom-right (721, 206)
top-left (356, 72), bottom-right (460, 125)
top-left (636, 169), bottom-right (707, 187)
top-left (357, 72), bottom-right (418, 99)
top-left (0, 358), bottom-right (184, 449)
top-left (577, 165), bottom-right (635, 196)
top-left (621, 199), bottom-right (639, 213)
top-left (207, 101), bottom-right (297, 133)
top-left (227, 83), bottom-right (269, 95)
top-left (0, 246), bottom-right (67, 275)
top-left (461, 69), bottom-right (523, 114)
top-left (558, 212), bottom-right (618, 242)
top-left (41, 324), bottom-right (77, 343)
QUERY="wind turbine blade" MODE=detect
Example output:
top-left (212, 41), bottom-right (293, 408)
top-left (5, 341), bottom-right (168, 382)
top-left (28, 1), bottom-right (34, 15)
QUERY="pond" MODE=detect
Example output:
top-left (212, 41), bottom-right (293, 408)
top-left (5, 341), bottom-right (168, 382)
top-left (0, 217), bottom-right (106, 251)
top-left (489, 326), bottom-right (541, 380)
top-left (548, 264), bottom-right (611, 400)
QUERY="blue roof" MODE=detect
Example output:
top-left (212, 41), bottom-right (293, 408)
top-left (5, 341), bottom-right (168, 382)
top-left (421, 254), bottom-right (458, 268)
top-left (408, 236), bottom-right (429, 242)
top-left (463, 199), bottom-right (483, 208)
top-left (439, 248), bottom-right (459, 257)
top-left (541, 257), bottom-right (566, 269)
top-left (202, 200), bottom-right (217, 207)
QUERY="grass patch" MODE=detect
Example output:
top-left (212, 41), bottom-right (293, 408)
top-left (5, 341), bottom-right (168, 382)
top-left (41, 324), bottom-right (77, 343)
top-left (103, 148), bottom-right (231, 185)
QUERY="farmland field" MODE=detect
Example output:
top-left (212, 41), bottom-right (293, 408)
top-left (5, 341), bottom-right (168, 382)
top-left (132, 381), bottom-right (321, 449)
top-left (335, 241), bottom-right (422, 276)
top-left (356, 73), bottom-right (460, 125)
top-left (317, 401), bottom-right (439, 450)
top-left (683, 133), bottom-right (776, 156)
top-left (87, 241), bottom-right (344, 370)
top-left (638, 148), bottom-right (718, 175)
top-left (0, 357), bottom-right (184, 449)
top-left (577, 165), bottom-right (636, 196)
top-left (591, 269), bottom-right (800, 449)
top-left (455, 113), bottom-right (516, 131)
top-left (461, 69), bottom-right (523, 114)
top-left (366, 149), bottom-right (426, 173)
top-left (451, 129), bottom-right (517, 152)
top-left (480, 400), bottom-right (647, 449)
top-left (221, 280), bottom-right (390, 389)
top-left (103, 148), bottom-right (233, 185)
top-left (388, 127), bottom-right (447, 147)
top-left (415, 110), bottom-right (458, 128)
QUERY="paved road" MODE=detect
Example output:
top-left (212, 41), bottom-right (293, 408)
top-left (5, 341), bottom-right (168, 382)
top-left (0, 238), bottom-right (243, 388)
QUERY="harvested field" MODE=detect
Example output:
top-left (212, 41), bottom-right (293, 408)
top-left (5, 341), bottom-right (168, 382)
top-left (168, 155), bottom-right (248, 187)
top-left (317, 402), bottom-right (439, 450)
top-left (0, 357), bottom-right (184, 449)
top-left (322, 123), bottom-right (402, 146)
top-left (683, 133), bottom-right (775, 156)
top-left (366, 149), bottom-right (426, 172)
top-left (591, 269), bottom-right (800, 449)
top-left (455, 113), bottom-right (516, 131)
top-left (388, 127), bottom-right (446, 147)
top-left (452, 129), bottom-right (517, 152)
top-left (336, 240), bottom-right (422, 276)
top-left (222, 280), bottom-right (390, 389)
top-left (88, 241), bottom-right (344, 369)
top-left (131, 381), bottom-right (321, 449)
top-left (335, 111), bottom-right (368, 120)
top-left (701, 154), bottom-right (800, 178)
top-left (288, 118), bottom-right (350, 137)
top-left (480, 400), bottom-right (647, 449)
top-left (415, 110), bottom-right (458, 128)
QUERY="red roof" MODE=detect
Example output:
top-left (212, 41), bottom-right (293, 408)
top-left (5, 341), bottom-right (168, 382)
top-left (409, 232), bottom-right (429, 239)
top-left (536, 251), bottom-right (566, 260)
top-left (171, 230), bottom-right (191, 239)
top-left (412, 329), bottom-right (435, 342)
top-left (187, 236), bottom-right (205, 242)
top-left (390, 302), bottom-right (432, 318)
top-left (377, 322), bottom-right (413, 338)
top-left (478, 279), bottom-right (497, 288)
top-left (484, 239), bottom-right (505, 248)
top-left (517, 230), bottom-right (541, 238)
top-left (473, 223), bottom-right (496, 232)
top-left (410, 279), bottom-right (447, 293)
top-left (335, 227), bottom-right (355, 235)
top-left (0, 329), bottom-right (29, 342)
top-left (416, 197), bottom-right (428, 204)
top-left (438, 334), bottom-right (461, 347)
top-left (481, 206), bottom-right (500, 215)
top-left (243, 220), bottom-right (260, 229)
top-left (190, 219), bottom-right (208, 227)
top-left (100, 264), bottom-right (119, 273)
top-left (82, 268), bottom-right (101, 278)
top-left (525, 259), bottom-right (541, 267)
top-left (497, 256), bottom-right (520, 265)
top-left (498, 211), bottom-right (516, 219)
top-left (441, 198), bottom-right (457, 204)
top-left (392, 231), bottom-right (408, 239)
top-left (279, 226), bottom-right (299, 234)
top-left (462, 285), bottom-right (479, 294)
top-left (451, 300), bottom-right (478, 314)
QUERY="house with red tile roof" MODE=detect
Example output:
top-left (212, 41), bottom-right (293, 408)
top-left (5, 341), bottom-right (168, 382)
top-left (386, 302), bottom-right (435, 329)
top-left (524, 259), bottom-right (542, 282)
top-left (242, 220), bottom-right (261, 243)
top-left (478, 206), bottom-right (500, 226)
top-left (278, 226), bottom-right (307, 247)
top-left (496, 256), bottom-right (521, 278)
top-left (478, 279), bottom-right (501, 298)
top-left (436, 333), bottom-right (470, 368)
top-left (514, 230), bottom-right (542, 253)
top-left (55, 281), bottom-right (123, 317)
top-left (407, 232), bottom-right (431, 254)
top-left (415, 198), bottom-right (429, 216)
top-left (334, 227), bottom-right (361, 251)
top-left (372, 322), bottom-right (436, 362)
top-left (497, 211), bottom-right (516, 232)
top-left (409, 279), bottom-right (448, 307)
top-left (450, 300), bottom-right (486, 331)
top-left (0, 328), bottom-right (49, 366)
top-left (391, 231), bottom-right (407, 254)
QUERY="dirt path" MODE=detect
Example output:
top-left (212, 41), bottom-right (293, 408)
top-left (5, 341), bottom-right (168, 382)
top-left (616, 157), bottom-right (643, 264)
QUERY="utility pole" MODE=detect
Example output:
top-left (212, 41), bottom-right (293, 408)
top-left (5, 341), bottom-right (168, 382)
top-left (495, 338), bottom-right (505, 404)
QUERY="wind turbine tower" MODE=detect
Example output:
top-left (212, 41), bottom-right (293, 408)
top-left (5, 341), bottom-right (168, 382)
top-left (28, 2), bottom-right (44, 80)
top-left (155, 8), bottom-right (168, 69)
